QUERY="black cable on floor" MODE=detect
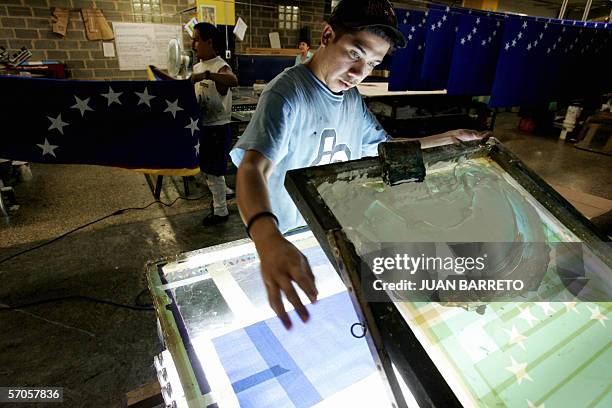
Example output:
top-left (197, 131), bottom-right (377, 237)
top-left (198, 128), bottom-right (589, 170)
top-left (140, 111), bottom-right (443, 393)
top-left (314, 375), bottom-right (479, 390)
top-left (0, 294), bottom-right (154, 312)
top-left (135, 287), bottom-right (153, 308)
top-left (0, 195), bottom-right (208, 266)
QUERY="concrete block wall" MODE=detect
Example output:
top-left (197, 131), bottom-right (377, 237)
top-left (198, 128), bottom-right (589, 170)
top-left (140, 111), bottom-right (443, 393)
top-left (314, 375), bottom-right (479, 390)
top-left (234, 0), bottom-right (326, 54)
top-left (0, 0), bottom-right (191, 80)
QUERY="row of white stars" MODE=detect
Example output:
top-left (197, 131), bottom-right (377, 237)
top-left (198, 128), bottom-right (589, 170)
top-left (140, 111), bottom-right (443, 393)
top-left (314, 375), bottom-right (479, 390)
top-left (37, 113), bottom-right (200, 159)
top-left (46, 99), bottom-right (188, 137)
top-left (37, 114), bottom-right (200, 158)
top-left (460, 18), bottom-right (501, 46)
top-left (429, 12), bottom-right (449, 32)
top-left (505, 302), bottom-right (608, 353)
top-left (44, 88), bottom-right (193, 144)
top-left (67, 87), bottom-right (185, 118)
top-left (501, 302), bottom-right (609, 387)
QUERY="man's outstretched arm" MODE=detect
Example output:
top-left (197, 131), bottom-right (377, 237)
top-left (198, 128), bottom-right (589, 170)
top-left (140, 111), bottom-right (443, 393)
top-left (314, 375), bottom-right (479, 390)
top-left (236, 150), bottom-right (318, 329)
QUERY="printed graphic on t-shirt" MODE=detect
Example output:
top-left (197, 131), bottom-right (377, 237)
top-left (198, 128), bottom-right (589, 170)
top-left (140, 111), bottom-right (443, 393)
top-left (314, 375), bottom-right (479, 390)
top-left (310, 128), bottom-right (352, 166)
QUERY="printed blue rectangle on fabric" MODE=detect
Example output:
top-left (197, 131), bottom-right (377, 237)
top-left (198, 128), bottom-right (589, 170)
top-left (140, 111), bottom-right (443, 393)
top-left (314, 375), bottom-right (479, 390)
top-left (211, 291), bottom-right (377, 407)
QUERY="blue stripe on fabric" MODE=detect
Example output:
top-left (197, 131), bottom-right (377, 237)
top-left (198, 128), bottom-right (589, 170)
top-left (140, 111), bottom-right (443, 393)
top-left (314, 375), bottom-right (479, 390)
top-left (245, 321), bottom-right (323, 408)
top-left (231, 364), bottom-right (289, 393)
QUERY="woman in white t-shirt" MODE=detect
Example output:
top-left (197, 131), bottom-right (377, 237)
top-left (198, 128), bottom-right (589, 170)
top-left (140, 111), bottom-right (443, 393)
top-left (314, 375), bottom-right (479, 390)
top-left (191, 23), bottom-right (238, 226)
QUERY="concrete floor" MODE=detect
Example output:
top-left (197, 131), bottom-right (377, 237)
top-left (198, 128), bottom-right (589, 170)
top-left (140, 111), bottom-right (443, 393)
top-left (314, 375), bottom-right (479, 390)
top-left (0, 113), bottom-right (610, 407)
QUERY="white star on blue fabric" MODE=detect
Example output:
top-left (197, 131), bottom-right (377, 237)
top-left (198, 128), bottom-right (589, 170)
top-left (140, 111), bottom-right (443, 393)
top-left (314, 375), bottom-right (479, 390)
top-left (184, 117), bottom-right (200, 136)
top-left (164, 99), bottom-right (184, 118)
top-left (476, 17), bottom-right (480, 24)
top-left (101, 86), bottom-right (123, 106)
top-left (37, 138), bottom-right (59, 157)
top-left (505, 42), bottom-right (510, 50)
top-left (522, 21), bottom-right (528, 29)
top-left (71, 96), bottom-right (93, 117)
top-left (47, 113), bottom-right (69, 135)
top-left (442, 15), bottom-right (447, 22)
top-left (517, 32), bottom-right (523, 39)
top-left (194, 141), bottom-right (200, 156)
top-left (136, 87), bottom-right (156, 108)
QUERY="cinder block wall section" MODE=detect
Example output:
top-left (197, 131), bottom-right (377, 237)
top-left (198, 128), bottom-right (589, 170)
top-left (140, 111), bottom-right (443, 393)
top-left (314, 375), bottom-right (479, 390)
top-left (234, 0), bottom-right (326, 53)
top-left (0, 0), bottom-right (191, 80)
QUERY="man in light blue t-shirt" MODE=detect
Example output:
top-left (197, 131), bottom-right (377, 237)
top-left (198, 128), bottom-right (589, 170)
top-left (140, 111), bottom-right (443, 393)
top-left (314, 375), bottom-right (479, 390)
top-left (230, 0), bottom-right (407, 330)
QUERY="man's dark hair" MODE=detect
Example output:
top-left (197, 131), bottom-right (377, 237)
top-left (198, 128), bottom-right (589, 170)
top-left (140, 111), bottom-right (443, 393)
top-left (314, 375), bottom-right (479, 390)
top-left (193, 22), bottom-right (223, 54)
top-left (330, 23), bottom-right (396, 53)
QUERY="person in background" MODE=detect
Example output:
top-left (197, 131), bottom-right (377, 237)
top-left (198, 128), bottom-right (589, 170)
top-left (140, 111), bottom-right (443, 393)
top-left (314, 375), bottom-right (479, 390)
top-left (294, 39), bottom-right (313, 65)
top-left (191, 22), bottom-right (239, 226)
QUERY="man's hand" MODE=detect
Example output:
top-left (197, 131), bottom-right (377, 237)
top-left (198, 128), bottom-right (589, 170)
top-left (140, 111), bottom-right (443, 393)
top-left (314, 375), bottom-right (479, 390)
top-left (254, 229), bottom-right (318, 330)
top-left (416, 129), bottom-right (492, 149)
top-left (447, 129), bottom-right (492, 143)
top-left (237, 150), bottom-right (318, 329)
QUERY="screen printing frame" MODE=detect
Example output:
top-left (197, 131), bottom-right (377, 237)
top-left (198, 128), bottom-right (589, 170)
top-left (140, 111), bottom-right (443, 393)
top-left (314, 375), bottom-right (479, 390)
top-left (145, 238), bottom-right (260, 408)
top-left (284, 137), bottom-right (611, 408)
top-left (145, 232), bottom-right (401, 408)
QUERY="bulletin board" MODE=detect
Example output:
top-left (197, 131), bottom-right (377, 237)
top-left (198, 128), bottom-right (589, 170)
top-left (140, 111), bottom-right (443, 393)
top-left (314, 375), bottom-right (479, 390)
top-left (112, 22), bottom-right (182, 71)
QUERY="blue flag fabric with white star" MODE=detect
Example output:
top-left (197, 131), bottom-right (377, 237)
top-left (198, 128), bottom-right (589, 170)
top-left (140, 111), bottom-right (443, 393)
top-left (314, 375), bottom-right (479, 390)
top-left (490, 18), bottom-right (612, 106)
top-left (388, 9), bottom-right (429, 91)
top-left (0, 76), bottom-right (201, 175)
top-left (446, 12), bottom-right (504, 96)
top-left (421, 6), bottom-right (458, 90)
top-left (489, 17), bottom-right (548, 107)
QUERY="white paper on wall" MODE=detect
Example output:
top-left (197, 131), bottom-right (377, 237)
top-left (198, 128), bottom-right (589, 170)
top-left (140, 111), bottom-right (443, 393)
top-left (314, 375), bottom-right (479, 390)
top-left (113, 22), bottom-right (182, 71)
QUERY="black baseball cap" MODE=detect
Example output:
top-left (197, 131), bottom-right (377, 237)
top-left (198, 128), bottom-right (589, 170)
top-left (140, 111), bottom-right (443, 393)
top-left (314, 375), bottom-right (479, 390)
top-left (328, 0), bottom-right (407, 48)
